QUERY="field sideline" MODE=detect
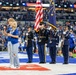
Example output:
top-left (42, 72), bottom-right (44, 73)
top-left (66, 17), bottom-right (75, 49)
top-left (0, 51), bottom-right (76, 75)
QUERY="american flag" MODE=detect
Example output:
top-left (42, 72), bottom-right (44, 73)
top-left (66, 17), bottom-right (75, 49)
top-left (34, 0), bottom-right (43, 32)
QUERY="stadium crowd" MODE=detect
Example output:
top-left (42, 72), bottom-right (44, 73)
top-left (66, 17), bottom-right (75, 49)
top-left (0, 21), bottom-right (76, 54)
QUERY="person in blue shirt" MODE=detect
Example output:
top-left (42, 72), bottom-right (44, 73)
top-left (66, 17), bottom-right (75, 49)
top-left (4, 20), bottom-right (19, 68)
top-left (7, 21), bottom-right (20, 68)
top-left (3, 18), bottom-right (16, 67)
top-left (69, 29), bottom-right (75, 58)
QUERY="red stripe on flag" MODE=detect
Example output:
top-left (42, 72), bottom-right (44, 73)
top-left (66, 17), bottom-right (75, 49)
top-left (34, 0), bottom-right (43, 32)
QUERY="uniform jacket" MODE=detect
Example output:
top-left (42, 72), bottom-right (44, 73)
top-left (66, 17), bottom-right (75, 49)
top-left (37, 28), bottom-right (48, 45)
top-left (48, 30), bottom-right (59, 47)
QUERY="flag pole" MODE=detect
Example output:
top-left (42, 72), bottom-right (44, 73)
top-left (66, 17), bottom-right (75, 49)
top-left (46, 22), bottom-right (57, 30)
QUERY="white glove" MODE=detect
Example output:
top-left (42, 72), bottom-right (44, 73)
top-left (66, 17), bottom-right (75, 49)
top-left (26, 33), bottom-right (28, 36)
top-left (34, 37), bottom-right (37, 39)
top-left (25, 40), bottom-right (27, 42)
top-left (63, 32), bottom-right (66, 34)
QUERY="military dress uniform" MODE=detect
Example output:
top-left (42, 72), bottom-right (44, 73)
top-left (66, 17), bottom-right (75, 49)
top-left (48, 30), bottom-right (59, 64)
top-left (25, 28), bottom-right (33, 63)
top-left (62, 31), bottom-right (70, 64)
top-left (37, 28), bottom-right (47, 63)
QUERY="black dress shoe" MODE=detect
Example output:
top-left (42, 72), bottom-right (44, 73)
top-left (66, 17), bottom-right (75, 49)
top-left (49, 62), bottom-right (56, 64)
top-left (39, 62), bottom-right (46, 64)
top-left (63, 62), bottom-right (68, 64)
top-left (27, 61), bottom-right (32, 63)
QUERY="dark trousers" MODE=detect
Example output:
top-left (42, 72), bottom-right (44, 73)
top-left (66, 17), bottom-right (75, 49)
top-left (33, 42), bottom-right (37, 53)
top-left (49, 46), bottom-right (56, 63)
top-left (26, 46), bottom-right (33, 62)
top-left (38, 44), bottom-right (45, 62)
top-left (62, 45), bottom-right (69, 63)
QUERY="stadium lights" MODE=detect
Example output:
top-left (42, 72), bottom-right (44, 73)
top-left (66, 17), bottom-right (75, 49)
top-left (16, 3), bottom-right (19, 6)
top-left (0, 2), bottom-right (2, 5)
top-left (64, 4), bottom-right (67, 8)
top-left (0, 1), bottom-right (75, 8)
top-left (10, 4), bottom-right (13, 6)
top-left (22, 3), bottom-right (26, 6)
top-left (5, 2), bottom-right (10, 6)
top-left (58, 5), bottom-right (61, 8)
top-left (2, 2), bottom-right (9, 6)
top-left (6, 2), bottom-right (9, 5)
top-left (55, 3), bottom-right (58, 7)
top-left (70, 4), bottom-right (74, 8)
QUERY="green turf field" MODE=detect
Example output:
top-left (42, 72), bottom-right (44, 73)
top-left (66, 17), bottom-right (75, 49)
top-left (73, 53), bottom-right (76, 58)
